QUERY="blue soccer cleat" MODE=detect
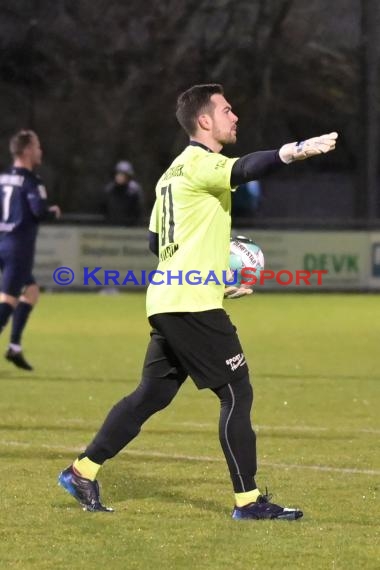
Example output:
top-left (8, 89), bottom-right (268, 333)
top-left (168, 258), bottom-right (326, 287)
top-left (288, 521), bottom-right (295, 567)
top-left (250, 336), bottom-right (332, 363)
top-left (232, 489), bottom-right (303, 521)
top-left (58, 465), bottom-right (114, 512)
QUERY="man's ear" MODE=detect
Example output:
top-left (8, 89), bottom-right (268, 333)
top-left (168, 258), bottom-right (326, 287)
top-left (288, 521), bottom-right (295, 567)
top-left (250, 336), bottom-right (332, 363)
top-left (198, 113), bottom-right (212, 132)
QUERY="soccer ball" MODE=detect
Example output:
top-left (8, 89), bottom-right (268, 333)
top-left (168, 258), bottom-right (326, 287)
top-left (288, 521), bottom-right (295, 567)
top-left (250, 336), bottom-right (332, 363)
top-left (229, 235), bottom-right (265, 288)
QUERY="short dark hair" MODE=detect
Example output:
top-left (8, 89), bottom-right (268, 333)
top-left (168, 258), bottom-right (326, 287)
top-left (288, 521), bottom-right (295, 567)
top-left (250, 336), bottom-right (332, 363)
top-left (9, 130), bottom-right (38, 158)
top-left (176, 84), bottom-right (224, 136)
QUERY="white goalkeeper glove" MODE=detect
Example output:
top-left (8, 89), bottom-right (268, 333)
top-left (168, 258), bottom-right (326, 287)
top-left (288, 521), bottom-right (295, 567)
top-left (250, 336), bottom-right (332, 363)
top-left (224, 285), bottom-right (253, 299)
top-left (279, 132), bottom-right (338, 164)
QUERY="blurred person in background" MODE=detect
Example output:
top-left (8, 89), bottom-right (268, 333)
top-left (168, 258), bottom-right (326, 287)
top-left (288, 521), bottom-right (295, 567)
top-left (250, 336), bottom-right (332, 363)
top-left (103, 160), bottom-right (144, 226)
top-left (0, 130), bottom-right (61, 370)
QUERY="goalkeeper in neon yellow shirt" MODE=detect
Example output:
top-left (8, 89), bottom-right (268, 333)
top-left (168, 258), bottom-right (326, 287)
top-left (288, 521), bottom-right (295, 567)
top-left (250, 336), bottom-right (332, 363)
top-left (59, 84), bottom-right (337, 519)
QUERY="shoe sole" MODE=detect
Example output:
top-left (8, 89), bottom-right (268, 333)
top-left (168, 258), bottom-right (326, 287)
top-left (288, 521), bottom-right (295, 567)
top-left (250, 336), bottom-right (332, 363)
top-left (232, 510), bottom-right (303, 521)
top-left (277, 510), bottom-right (303, 520)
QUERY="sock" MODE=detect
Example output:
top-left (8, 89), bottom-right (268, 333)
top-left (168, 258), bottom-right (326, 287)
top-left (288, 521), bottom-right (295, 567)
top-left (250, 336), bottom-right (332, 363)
top-left (73, 456), bottom-right (101, 481)
top-left (234, 488), bottom-right (261, 507)
top-left (10, 301), bottom-right (33, 345)
top-left (9, 343), bottom-right (22, 353)
top-left (0, 302), bottom-right (14, 334)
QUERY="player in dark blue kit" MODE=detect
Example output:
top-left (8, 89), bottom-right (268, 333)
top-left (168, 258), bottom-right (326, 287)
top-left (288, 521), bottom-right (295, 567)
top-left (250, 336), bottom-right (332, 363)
top-left (0, 130), bottom-right (61, 370)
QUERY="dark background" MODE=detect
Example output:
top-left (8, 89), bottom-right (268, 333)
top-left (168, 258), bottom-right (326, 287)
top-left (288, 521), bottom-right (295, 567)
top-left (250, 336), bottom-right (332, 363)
top-left (0, 0), bottom-right (379, 226)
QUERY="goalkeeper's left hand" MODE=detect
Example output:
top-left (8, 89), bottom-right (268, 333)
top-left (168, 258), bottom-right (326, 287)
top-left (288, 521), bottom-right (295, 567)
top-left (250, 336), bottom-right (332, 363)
top-left (279, 132), bottom-right (338, 164)
top-left (224, 285), bottom-right (253, 299)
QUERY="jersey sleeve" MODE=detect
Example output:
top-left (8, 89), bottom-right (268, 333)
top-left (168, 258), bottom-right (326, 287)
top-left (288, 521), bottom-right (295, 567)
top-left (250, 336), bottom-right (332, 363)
top-left (26, 177), bottom-right (49, 219)
top-left (190, 153), bottom-right (239, 195)
top-left (149, 200), bottom-right (158, 233)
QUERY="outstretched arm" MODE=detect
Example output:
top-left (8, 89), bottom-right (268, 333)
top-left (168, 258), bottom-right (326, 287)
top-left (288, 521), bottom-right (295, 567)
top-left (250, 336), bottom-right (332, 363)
top-left (231, 150), bottom-right (283, 186)
top-left (230, 132), bottom-right (338, 186)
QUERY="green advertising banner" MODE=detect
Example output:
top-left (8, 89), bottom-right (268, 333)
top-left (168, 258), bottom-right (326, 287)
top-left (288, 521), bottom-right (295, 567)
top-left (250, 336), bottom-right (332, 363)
top-left (34, 226), bottom-right (378, 291)
top-left (232, 230), bottom-right (371, 290)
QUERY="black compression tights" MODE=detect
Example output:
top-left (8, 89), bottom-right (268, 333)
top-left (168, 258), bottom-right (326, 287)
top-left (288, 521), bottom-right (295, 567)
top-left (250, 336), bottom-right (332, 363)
top-left (212, 376), bottom-right (257, 492)
top-left (84, 374), bottom-right (257, 493)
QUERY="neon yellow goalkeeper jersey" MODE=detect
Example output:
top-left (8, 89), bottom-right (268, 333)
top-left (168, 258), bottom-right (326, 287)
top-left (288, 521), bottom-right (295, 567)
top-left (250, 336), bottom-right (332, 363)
top-left (146, 143), bottom-right (238, 316)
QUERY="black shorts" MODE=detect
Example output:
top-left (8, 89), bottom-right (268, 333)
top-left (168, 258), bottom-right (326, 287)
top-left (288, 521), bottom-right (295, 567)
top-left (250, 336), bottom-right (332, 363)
top-left (146, 309), bottom-right (249, 390)
top-left (0, 245), bottom-right (36, 297)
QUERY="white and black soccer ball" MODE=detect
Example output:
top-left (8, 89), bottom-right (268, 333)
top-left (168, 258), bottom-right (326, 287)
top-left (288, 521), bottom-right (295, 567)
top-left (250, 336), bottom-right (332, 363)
top-left (229, 235), bottom-right (265, 289)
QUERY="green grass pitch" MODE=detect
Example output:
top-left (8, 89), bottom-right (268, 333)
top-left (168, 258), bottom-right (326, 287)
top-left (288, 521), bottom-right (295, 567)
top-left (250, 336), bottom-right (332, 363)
top-left (0, 292), bottom-right (379, 569)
